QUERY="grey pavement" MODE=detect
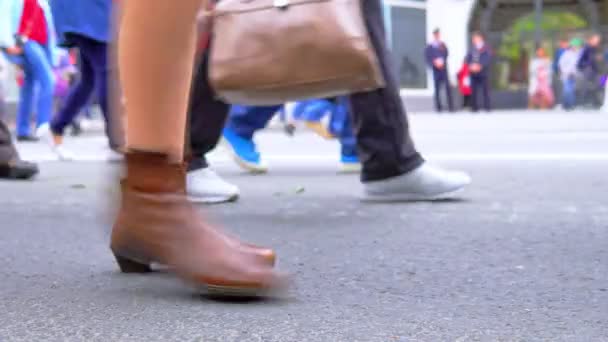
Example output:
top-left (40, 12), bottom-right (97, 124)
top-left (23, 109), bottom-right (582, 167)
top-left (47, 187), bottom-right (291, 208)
top-left (1, 111), bottom-right (607, 341)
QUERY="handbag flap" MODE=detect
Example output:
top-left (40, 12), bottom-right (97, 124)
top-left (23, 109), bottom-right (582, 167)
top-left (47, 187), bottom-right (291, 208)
top-left (214, 0), bottom-right (333, 16)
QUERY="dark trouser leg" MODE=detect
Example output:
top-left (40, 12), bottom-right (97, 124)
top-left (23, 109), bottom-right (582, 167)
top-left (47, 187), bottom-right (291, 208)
top-left (349, 0), bottom-right (423, 182)
top-left (84, 37), bottom-right (124, 150)
top-left (51, 36), bottom-right (96, 136)
top-left (445, 78), bottom-right (455, 111)
top-left (0, 119), bottom-right (18, 163)
top-left (482, 78), bottom-right (491, 111)
top-left (471, 78), bottom-right (480, 112)
top-left (186, 50), bottom-right (230, 171)
top-left (433, 78), bottom-right (443, 112)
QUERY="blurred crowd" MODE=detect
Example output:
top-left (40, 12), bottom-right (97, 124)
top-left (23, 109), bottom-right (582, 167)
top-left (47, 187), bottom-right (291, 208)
top-left (426, 29), bottom-right (607, 113)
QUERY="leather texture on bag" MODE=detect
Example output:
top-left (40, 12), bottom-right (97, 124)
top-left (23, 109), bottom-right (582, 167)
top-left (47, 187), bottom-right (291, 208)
top-left (209, 0), bottom-right (385, 105)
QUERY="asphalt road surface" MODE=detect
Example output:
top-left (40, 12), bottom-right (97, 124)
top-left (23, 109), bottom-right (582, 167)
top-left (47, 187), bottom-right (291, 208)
top-left (1, 111), bottom-right (607, 341)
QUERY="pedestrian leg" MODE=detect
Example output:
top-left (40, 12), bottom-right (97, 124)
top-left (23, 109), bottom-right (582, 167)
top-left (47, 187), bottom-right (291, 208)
top-left (433, 78), bottom-right (443, 112)
top-left (16, 69), bottom-right (35, 138)
top-left (112, 0), bottom-right (286, 296)
top-left (445, 78), bottom-right (455, 112)
top-left (471, 78), bottom-right (480, 112)
top-left (482, 77), bottom-right (491, 111)
top-left (349, 0), bottom-right (470, 201)
top-left (21, 42), bottom-right (55, 132)
top-left (349, 0), bottom-right (423, 182)
top-left (185, 48), bottom-right (239, 204)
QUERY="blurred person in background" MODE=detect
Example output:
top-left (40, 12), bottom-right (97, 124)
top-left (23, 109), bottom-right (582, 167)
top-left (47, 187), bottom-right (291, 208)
top-left (528, 46), bottom-right (554, 109)
top-left (577, 33), bottom-right (603, 108)
top-left (0, 0), bottom-right (57, 142)
top-left (552, 37), bottom-right (570, 106)
top-left (425, 28), bottom-right (454, 113)
top-left (559, 38), bottom-right (583, 111)
top-left (38, 0), bottom-right (123, 161)
top-left (466, 31), bottom-right (493, 112)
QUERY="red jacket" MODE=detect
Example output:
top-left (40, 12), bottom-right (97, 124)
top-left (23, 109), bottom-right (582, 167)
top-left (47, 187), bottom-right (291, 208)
top-left (457, 63), bottom-right (472, 96)
top-left (18, 0), bottom-right (48, 45)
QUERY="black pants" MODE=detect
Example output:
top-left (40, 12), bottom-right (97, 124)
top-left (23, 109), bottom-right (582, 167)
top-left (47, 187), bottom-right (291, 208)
top-left (471, 76), bottom-right (491, 112)
top-left (187, 0), bottom-right (423, 182)
top-left (432, 74), bottom-right (454, 112)
top-left (186, 51), bottom-right (229, 172)
top-left (0, 119), bottom-right (19, 164)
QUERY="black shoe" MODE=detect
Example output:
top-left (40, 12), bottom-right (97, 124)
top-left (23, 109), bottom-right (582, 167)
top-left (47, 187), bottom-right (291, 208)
top-left (0, 160), bottom-right (39, 180)
top-left (16, 135), bottom-right (40, 143)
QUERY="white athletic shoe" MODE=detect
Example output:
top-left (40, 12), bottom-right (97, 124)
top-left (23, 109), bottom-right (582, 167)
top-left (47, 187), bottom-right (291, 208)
top-left (36, 123), bottom-right (76, 161)
top-left (187, 168), bottom-right (240, 204)
top-left (53, 145), bottom-right (76, 161)
top-left (362, 163), bottom-right (471, 202)
top-left (36, 123), bottom-right (52, 141)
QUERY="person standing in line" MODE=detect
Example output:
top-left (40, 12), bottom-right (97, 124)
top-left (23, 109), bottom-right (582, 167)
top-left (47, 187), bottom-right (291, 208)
top-left (466, 31), bottom-right (493, 112)
top-left (425, 28), bottom-right (454, 113)
top-left (552, 37), bottom-right (570, 104)
top-left (528, 46), bottom-right (554, 109)
top-left (577, 33), bottom-right (603, 108)
top-left (558, 38), bottom-right (583, 111)
top-left (38, 0), bottom-right (124, 161)
top-left (0, 0), bottom-right (57, 142)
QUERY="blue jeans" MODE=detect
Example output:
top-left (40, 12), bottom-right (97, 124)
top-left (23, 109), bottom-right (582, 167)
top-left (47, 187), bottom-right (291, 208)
top-left (4, 41), bottom-right (55, 137)
top-left (293, 98), bottom-right (356, 157)
top-left (562, 77), bottom-right (576, 109)
top-left (227, 98), bottom-right (356, 156)
top-left (226, 105), bottom-right (280, 140)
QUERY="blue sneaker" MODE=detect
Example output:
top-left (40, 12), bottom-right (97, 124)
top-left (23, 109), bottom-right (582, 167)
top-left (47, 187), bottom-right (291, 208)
top-left (222, 127), bottom-right (268, 173)
top-left (339, 154), bottom-right (361, 174)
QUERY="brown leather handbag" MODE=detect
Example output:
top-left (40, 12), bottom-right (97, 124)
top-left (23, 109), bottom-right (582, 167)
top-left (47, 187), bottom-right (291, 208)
top-left (207, 0), bottom-right (385, 105)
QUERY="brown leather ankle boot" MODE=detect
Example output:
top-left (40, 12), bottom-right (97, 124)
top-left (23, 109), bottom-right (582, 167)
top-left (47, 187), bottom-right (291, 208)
top-left (181, 155), bottom-right (277, 266)
top-left (111, 152), bottom-right (287, 296)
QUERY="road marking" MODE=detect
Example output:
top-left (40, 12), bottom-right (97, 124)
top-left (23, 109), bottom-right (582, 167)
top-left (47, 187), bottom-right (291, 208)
top-left (20, 152), bottom-right (608, 163)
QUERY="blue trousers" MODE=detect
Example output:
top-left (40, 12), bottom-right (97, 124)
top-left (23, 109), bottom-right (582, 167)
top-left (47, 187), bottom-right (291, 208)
top-left (4, 41), bottom-right (55, 137)
top-left (226, 98), bottom-right (356, 156)
top-left (50, 34), bottom-right (118, 148)
top-left (562, 77), bottom-right (576, 109)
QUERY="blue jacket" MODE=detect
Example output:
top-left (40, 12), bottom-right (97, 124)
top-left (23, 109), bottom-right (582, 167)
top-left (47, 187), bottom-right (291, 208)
top-left (425, 42), bottom-right (449, 76)
top-left (466, 45), bottom-right (492, 79)
top-left (49, 0), bottom-right (112, 46)
top-left (577, 45), bottom-right (599, 75)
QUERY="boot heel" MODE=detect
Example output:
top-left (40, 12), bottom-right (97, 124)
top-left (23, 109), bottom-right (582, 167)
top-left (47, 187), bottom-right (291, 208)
top-left (114, 255), bottom-right (152, 273)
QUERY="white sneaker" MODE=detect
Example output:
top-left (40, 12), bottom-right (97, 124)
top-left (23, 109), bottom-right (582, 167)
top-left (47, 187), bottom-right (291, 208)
top-left (36, 123), bottom-right (52, 142)
top-left (187, 168), bottom-right (240, 204)
top-left (53, 145), bottom-right (76, 161)
top-left (361, 163), bottom-right (471, 202)
top-left (36, 123), bottom-right (76, 161)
